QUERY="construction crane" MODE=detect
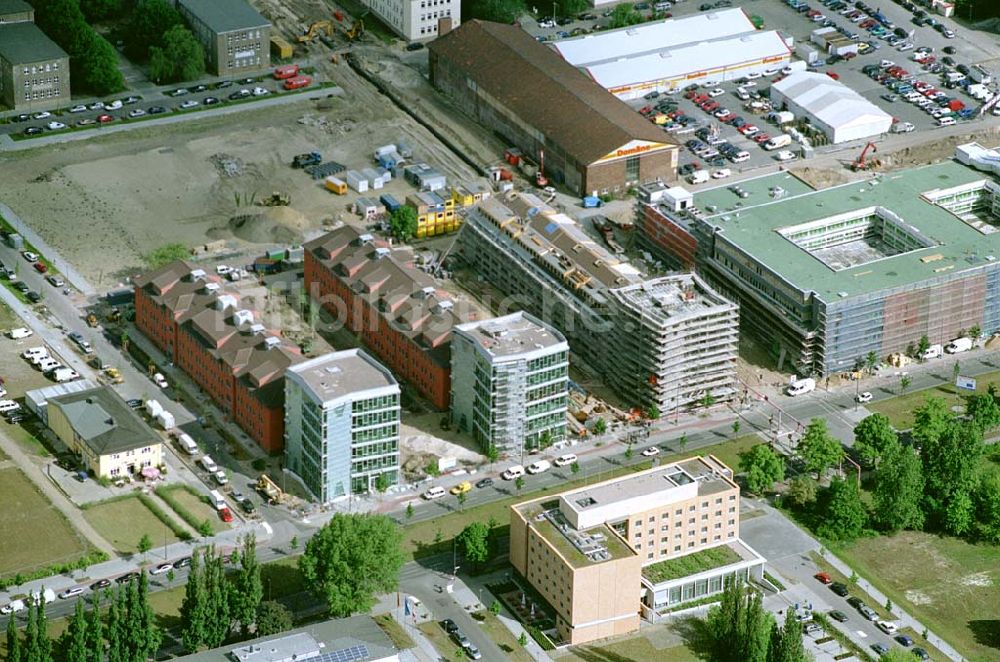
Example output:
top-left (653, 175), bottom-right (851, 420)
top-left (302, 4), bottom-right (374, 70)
top-left (298, 20), bottom-right (333, 43)
top-left (851, 141), bottom-right (880, 171)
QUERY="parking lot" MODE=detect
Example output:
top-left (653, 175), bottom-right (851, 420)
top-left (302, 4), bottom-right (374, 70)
top-left (525, 0), bottom-right (999, 183)
top-left (0, 73), bottom-right (317, 138)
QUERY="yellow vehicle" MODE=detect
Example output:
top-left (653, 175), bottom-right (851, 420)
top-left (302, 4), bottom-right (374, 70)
top-left (449, 481), bottom-right (472, 496)
top-left (651, 113), bottom-right (669, 125)
top-left (104, 367), bottom-right (123, 384)
top-left (298, 20), bottom-right (334, 43)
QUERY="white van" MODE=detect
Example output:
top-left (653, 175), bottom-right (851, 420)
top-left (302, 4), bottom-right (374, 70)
top-left (199, 455), bottom-right (218, 473)
top-left (23, 347), bottom-right (48, 361)
top-left (0, 400), bottom-right (20, 414)
top-left (730, 151), bottom-right (751, 163)
top-left (920, 344), bottom-right (943, 360)
top-left (688, 170), bottom-right (710, 185)
top-left (52, 368), bottom-right (79, 383)
top-left (786, 377), bottom-right (816, 396)
top-left (764, 134), bottom-right (793, 150)
top-left (527, 460), bottom-right (552, 475)
top-left (502, 465), bottom-right (525, 480)
top-left (938, 116), bottom-right (956, 127)
top-left (0, 600), bottom-right (26, 615)
top-left (36, 357), bottom-right (61, 372)
top-left (208, 489), bottom-right (227, 510)
top-left (7, 327), bottom-right (32, 339)
top-left (176, 433), bottom-right (199, 455)
top-left (945, 337), bottom-right (973, 353)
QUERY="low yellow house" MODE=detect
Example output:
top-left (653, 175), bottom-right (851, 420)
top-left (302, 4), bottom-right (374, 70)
top-left (450, 183), bottom-right (492, 209)
top-left (47, 386), bottom-right (163, 479)
top-left (406, 191), bottom-right (458, 238)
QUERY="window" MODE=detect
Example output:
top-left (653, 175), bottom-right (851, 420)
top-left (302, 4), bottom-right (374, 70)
top-left (625, 155), bottom-right (640, 181)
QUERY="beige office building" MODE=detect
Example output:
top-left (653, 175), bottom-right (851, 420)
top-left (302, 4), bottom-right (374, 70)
top-left (0, 21), bottom-right (69, 112)
top-left (174, 0), bottom-right (270, 76)
top-left (510, 456), bottom-right (766, 645)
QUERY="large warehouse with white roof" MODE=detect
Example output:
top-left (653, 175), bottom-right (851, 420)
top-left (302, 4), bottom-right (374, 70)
top-left (770, 71), bottom-right (894, 143)
top-left (551, 9), bottom-right (791, 100)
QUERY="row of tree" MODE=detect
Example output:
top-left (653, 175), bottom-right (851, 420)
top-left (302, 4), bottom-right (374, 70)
top-left (29, 0), bottom-right (124, 95)
top-left (7, 573), bottom-right (158, 662)
top-left (705, 580), bottom-right (808, 662)
top-left (120, 0), bottom-right (205, 84)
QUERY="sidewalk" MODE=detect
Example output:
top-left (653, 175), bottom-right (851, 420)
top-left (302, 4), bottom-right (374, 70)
top-left (454, 572), bottom-right (553, 662)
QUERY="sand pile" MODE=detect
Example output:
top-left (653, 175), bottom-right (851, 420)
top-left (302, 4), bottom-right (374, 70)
top-left (223, 206), bottom-right (311, 244)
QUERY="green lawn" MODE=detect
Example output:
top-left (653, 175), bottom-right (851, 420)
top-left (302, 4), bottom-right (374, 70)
top-left (868, 369), bottom-right (1000, 429)
top-left (834, 531), bottom-right (1000, 661)
top-left (418, 622), bottom-right (466, 661)
top-left (157, 484), bottom-right (225, 533)
top-left (0, 467), bottom-right (93, 578)
top-left (82, 496), bottom-right (181, 554)
top-left (374, 613), bottom-right (416, 651)
top-left (684, 434), bottom-right (764, 471)
top-left (477, 612), bottom-right (533, 661)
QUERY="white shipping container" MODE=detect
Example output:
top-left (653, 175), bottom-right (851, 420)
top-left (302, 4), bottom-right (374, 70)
top-left (345, 170), bottom-right (368, 193)
top-left (145, 399), bottom-right (163, 416)
top-left (156, 409), bottom-right (175, 430)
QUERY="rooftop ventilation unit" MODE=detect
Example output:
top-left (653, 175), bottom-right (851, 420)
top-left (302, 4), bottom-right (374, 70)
top-left (249, 323), bottom-right (266, 335)
top-left (263, 336), bottom-right (281, 350)
top-left (189, 269), bottom-right (206, 281)
top-left (374, 247), bottom-right (391, 259)
top-left (232, 309), bottom-right (253, 327)
top-left (216, 294), bottom-right (237, 312)
top-left (434, 300), bottom-right (454, 313)
top-left (203, 283), bottom-right (221, 294)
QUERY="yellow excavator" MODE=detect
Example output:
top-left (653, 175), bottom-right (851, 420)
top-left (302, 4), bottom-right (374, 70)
top-left (298, 20), bottom-right (334, 43)
top-left (346, 18), bottom-right (365, 41)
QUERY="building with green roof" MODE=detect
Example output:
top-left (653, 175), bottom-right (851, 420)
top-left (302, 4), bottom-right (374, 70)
top-left (175, 0), bottom-right (270, 76)
top-left (0, 0), bottom-right (34, 24)
top-left (0, 21), bottom-right (70, 112)
top-left (637, 152), bottom-right (1000, 376)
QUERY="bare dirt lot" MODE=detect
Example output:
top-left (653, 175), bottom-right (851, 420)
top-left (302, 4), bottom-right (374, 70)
top-left (0, 60), bottom-right (486, 287)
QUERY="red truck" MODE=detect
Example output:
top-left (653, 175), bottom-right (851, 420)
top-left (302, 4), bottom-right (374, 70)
top-left (283, 75), bottom-right (312, 90)
top-left (273, 64), bottom-right (300, 80)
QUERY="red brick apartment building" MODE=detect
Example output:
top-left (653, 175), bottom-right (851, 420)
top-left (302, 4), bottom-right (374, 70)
top-left (303, 227), bottom-right (469, 410)
top-left (133, 261), bottom-right (302, 453)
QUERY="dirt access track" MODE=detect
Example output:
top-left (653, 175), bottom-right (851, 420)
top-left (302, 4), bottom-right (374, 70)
top-left (0, 58), bottom-right (486, 288)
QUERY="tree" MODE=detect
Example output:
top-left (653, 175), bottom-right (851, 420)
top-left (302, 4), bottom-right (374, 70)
top-left (290, 536), bottom-right (299, 551)
top-left (900, 375), bottom-right (912, 394)
top-left (647, 404), bottom-right (661, 420)
top-left (145, 243), bottom-right (190, 269)
top-left (679, 433), bottom-right (688, 453)
top-left (486, 444), bottom-right (498, 468)
top-left (86, 596), bottom-right (103, 662)
top-left (739, 444), bottom-right (784, 495)
top-left (124, 0), bottom-right (183, 60)
top-left (871, 439), bottom-right (924, 533)
top-left (489, 600), bottom-right (501, 615)
top-left (389, 206), bottom-right (419, 243)
top-left (912, 396), bottom-right (954, 448)
top-left (255, 601), bottom-right (293, 637)
top-left (865, 351), bottom-right (879, 373)
top-left (970, 324), bottom-right (982, 339)
top-left (180, 551), bottom-right (207, 652)
top-left (973, 469), bottom-right (1000, 544)
top-left (798, 418), bottom-right (843, 477)
top-left (148, 25), bottom-right (205, 84)
top-left (570, 461), bottom-right (580, 476)
top-left (953, 360), bottom-right (962, 380)
top-left (457, 522), bottom-right (490, 566)
top-left (706, 580), bottom-right (774, 662)
top-left (462, 0), bottom-right (525, 24)
top-left (555, 0), bottom-right (589, 17)
top-left (964, 390), bottom-right (1000, 432)
top-left (24, 598), bottom-right (38, 662)
top-left (921, 421), bottom-right (983, 535)
top-left (79, 0), bottom-right (123, 22)
top-left (299, 514), bottom-right (405, 618)
top-left (374, 472), bottom-right (391, 494)
top-left (232, 535), bottom-right (263, 636)
top-left (203, 548), bottom-right (231, 647)
top-left (624, 444), bottom-right (634, 460)
top-left (817, 478), bottom-right (867, 542)
top-left (518, 632), bottom-right (528, 647)
top-left (456, 491), bottom-right (467, 511)
top-left (130, 573), bottom-right (161, 661)
top-left (137, 533), bottom-right (153, 559)
top-left (732, 420), bottom-right (741, 436)
top-left (515, 476), bottom-right (525, 492)
top-left (916, 335), bottom-right (931, 360)
top-left (74, 31), bottom-right (126, 95)
top-left (106, 589), bottom-right (125, 662)
top-left (852, 413), bottom-right (897, 467)
top-left (608, 3), bottom-right (643, 27)
top-left (405, 503), bottom-right (414, 520)
top-left (7, 615), bottom-right (22, 662)
top-left (701, 392), bottom-right (717, 410)
top-left (28, 592), bottom-right (52, 662)
top-left (66, 600), bottom-right (89, 662)
top-left (785, 476), bottom-right (818, 508)
top-left (769, 607), bottom-right (807, 662)
top-left (593, 418), bottom-right (607, 435)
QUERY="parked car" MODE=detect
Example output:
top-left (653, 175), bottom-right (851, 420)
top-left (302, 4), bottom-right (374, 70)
top-left (423, 486), bottom-right (446, 500)
top-left (554, 453), bottom-right (577, 467)
top-left (450, 481), bottom-right (472, 496)
top-left (441, 619), bottom-right (459, 634)
top-left (830, 582), bottom-right (850, 597)
top-left (855, 391), bottom-right (873, 403)
top-left (475, 477), bottom-right (494, 489)
top-left (90, 579), bottom-right (112, 591)
top-left (58, 587), bottom-right (85, 599)
top-left (814, 572), bottom-right (832, 584)
top-left (149, 563), bottom-right (173, 576)
top-left (641, 446), bottom-right (660, 456)
top-left (828, 610), bottom-right (848, 622)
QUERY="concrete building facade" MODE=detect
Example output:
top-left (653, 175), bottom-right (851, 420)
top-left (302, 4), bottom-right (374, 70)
top-left (451, 312), bottom-right (569, 459)
top-left (174, 0), bottom-right (270, 76)
top-left (303, 227), bottom-right (473, 410)
top-left (284, 349), bottom-right (401, 501)
top-left (362, 0), bottom-right (458, 41)
top-left (0, 21), bottom-right (69, 112)
top-left (457, 192), bottom-right (739, 414)
top-left (0, 0), bottom-right (33, 23)
top-left (510, 456), bottom-right (765, 645)
top-left (636, 157), bottom-right (1000, 375)
top-left (428, 21), bottom-right (677, 196)
top-left (133, 261), bottom-right (302, 453)
top-left (47, 386), bottom-right (164, 479)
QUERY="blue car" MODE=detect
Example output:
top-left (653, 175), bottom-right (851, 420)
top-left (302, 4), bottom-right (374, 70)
top-left (895, 634), bottom-right (914, 647)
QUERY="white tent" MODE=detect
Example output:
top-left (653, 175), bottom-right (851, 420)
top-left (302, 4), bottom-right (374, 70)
top-left (770, 72), bottom-right (893, 144)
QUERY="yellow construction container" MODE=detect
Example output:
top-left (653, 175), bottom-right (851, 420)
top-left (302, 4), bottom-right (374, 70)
top-left (270, 36), bottom-right (294, 59)
top-left (324, 176), bottom-right (347, 195)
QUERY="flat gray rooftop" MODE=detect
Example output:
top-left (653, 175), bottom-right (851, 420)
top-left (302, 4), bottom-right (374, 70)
top-left (288, 349), bottom-right (397, 404)
top-left (176, 0), bottom-right (270, 33)
top-left (456, 311), bottom-right (566, 359)
top-left (0, 22), bottom-right (67, 64)
top-left (611, 274), bottom-right (731, 324)
top-left (568, 457), bottom-right (733, 511)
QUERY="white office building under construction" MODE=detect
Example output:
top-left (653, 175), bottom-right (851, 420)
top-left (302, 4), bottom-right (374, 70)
top-left (457, 192), bottom-right (739, 414)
